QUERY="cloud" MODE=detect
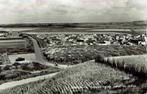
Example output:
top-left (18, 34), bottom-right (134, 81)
top-left (0, 0), bottom-right (147, 23)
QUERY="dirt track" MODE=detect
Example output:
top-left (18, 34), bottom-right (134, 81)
top-left (0, 72), bottom-right (58, 92)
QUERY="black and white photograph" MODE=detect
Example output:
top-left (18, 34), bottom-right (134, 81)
top-left (0, 0), bottom-right (147, 94)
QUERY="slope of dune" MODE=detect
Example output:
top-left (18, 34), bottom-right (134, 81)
top-left (2, 58), bottom-right (147, 94)
top-left (0, 60), bottom-right (136, 94)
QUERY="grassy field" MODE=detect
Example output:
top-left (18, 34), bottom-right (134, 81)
top-left (0, 60), bottom-right (138, 94)
top-left (44, 45), bottom-right (146, 65)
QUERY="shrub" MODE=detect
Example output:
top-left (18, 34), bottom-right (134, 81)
top-left (43, 45), bottom-right (145, 65)
top-left (95, 55), bottom-right (105, 63)
top-left (15, 57), bottom-right (25, 61)
top-left (3, 65), bottom-right (11, 70)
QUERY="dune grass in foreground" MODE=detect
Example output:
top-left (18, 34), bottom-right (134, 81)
top-left (0, 79), bottom-right (44, 94)
top-left (32, 61), bottom-right (134, 94)
top-left (0, 60), bottom-right (135, 94)
top-left (100, 54), bottom-right (147, 77)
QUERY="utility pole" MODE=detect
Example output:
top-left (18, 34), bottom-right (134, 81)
top-left (1, 53), bottom-right (11, 64)
top-left (144, 32), bottom-right (147, 53)
top-left (145, 33), bottom-right (147, 53)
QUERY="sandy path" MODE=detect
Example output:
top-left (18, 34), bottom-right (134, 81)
top-left (105, 54), bottom-right (147, 61)
top-left (0, 72), bottom-right (58, 92)
top-left (9, 53), bottom-right (70, 69)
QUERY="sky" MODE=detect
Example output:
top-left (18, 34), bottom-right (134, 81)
top-left (0, 0), bottom-right (147, 24)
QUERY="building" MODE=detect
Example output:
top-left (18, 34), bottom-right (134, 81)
top-left (0, 38), bottom-right (27, 49)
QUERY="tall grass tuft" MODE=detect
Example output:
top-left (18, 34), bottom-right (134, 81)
top-left (96, 55), bottom-right (147, 77)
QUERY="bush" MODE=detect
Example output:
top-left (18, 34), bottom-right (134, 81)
top-left (3, 65), bottom-right (11, 70)
top-left (15, 57), bottom-right (25, 61)
top-left (95, 55), bottom-right (105, 63)
top-left (43, 45), bottom-right (146, 65)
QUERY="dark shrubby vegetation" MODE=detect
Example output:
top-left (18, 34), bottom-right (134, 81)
top-left (95, 54), bottom-right (105, 63)
top-left (16, 62), bottom-right (49, 71)
top-left (44, 45), bottom-right (146, 65)
top-left (0, 70), bottom-right (31, 80)
top-left (0, 62), bottom-right (61, 85)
